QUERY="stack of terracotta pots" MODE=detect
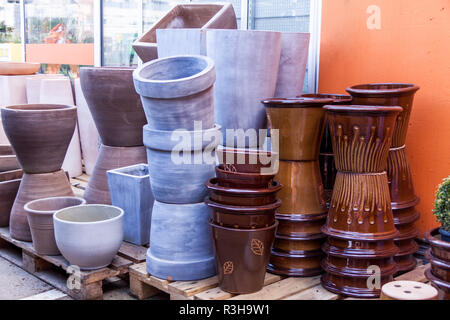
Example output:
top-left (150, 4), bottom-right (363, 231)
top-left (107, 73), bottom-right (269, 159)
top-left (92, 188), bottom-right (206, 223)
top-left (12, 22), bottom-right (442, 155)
top-left (80, 67), bottom-right (148, 204)
top-left (0, 145), bottom-right (22, 228)
top-left (263, 98), bottom-right (333, 276)
top-left (300, 94), bottom-right (353, 204)
top-left (206, 148), bottom-right (281, 293)
top-left (1, 104), bottom-right (76, 241)
top-left (425, 228), bottom-right (450, 300)
top-left (133, 55), bottom-right (219, 281)
top-left (321, 105), bottom-right (402, 298)
top-left (346, 83), bottom-right (420, 274)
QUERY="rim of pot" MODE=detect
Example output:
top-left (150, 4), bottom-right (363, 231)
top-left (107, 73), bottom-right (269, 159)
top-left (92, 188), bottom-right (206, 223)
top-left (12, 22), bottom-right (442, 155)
top-left (275, 232), bottom-right (327, 241)
top-left (425, 269), bottom-right (450, 290)
top-left (133, 55), bottom-right (215, 99)
top-left (216, 165), bottom-right (275, 178)
top-left (425, 227), bottom-right (450, 250)
top-left (80, 66), bottom-right (135, 72)
top-left (53, 204), bottom-right (124, 225)
top-left (3, 104), bottom-right (76, 112)
top-left (324, 104), bottom-right (403, 114)
top-left (107, 163), bottom-right (149, 178)
top-left (216, 145), bottom-right (278, 157)
top-left (299, 93), bottom-right (353, 103)
top-left (25, 196), bottom-right (86, 215)
top-left (206, 178), bottom-right (282, 194)
top-left (262, 97), bottom-right (333, 107)
top-left (209, 219), bottom-right (279, 232)
top-left (205, 197), bottom-right (282, 213)
top-left (275, 212), bottom-right (328, 222)
top-left (346, 83), bottom-right (420, 97)
top-left (206, 29), bottom-right (281, 36)
top-left (143, 123), bottom-right (221, 151)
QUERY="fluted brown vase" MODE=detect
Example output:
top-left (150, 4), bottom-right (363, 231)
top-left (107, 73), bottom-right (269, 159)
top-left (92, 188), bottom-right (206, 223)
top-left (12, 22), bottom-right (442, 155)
top-left (321, 105), bottom-right (402, 298)
top-left (346, 83), bottom-right (420, 273)
top-left (263, 98), bottom-right (332, 276)
top-left (425, 228), bottom-right (450, 300)
top-left (1, 104), bottom-right (76, 241)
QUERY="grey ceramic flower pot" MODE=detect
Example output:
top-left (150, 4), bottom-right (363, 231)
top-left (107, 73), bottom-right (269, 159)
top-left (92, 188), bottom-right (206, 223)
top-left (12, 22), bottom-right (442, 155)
top-left (143, 124), bottom-right (221, 204)
top-left (146, 200), bottom-right (216, 280)
top-left (133, 55), bottom-right (216, 131)
top-left (106, 163), bottom-right (153, 246)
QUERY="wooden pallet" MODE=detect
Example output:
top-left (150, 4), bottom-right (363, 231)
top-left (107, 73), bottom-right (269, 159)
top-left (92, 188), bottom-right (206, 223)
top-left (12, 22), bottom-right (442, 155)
top-left (129, 260), bottom-right (431, 300)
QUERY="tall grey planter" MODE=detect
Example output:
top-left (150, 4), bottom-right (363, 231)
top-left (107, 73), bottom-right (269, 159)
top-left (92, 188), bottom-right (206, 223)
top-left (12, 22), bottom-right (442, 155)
top-left (106, 164), bottom-right (153, 245)
top-left (146, 200), bottom-right (216, 280)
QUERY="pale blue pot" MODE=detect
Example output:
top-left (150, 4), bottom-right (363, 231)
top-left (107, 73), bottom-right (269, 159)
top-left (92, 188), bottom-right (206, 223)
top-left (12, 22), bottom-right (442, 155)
top-left (106, 163), bottom-right (154, 245)
top-left (146, 200), bottom-right (216, 280)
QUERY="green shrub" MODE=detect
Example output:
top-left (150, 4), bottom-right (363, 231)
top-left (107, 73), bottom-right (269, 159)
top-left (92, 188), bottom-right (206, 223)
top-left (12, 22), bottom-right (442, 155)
top-left (433, 176), bottom-right (450, 232)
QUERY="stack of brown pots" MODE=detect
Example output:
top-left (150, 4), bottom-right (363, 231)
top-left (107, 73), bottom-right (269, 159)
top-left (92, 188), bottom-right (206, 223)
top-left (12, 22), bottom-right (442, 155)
top-left (206, 148), bottom-right (281, 294)
top-left (300, 94), bottom-right (353, 205)
top-left (1, 104), bottom-right (76, 241)
top-left (346, 83), bottom-right (420, 274)
top-left (425, 228), bottom-right (450, 300)
top-left (80, 67), bottom-right (147, 204)
top-left (263, 98), bottom-right (333, 276)
top-left (0, 145), bottom-right (22, 227)
top-left (321, 105), bottom-right (402, 298)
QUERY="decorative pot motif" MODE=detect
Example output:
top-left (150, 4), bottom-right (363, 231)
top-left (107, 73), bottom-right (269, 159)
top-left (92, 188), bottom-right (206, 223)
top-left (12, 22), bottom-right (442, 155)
top-left (0, 169), bottom-right (22, 227)
top-left (207, 30), bottom-right (282, 147)
top-left (143, 124), bottom-right (220, 204)
top-left (54, 204), bottom-right (124, 270)
top-left (321, 105), bottom-right (402, 298)
top-left (133, 55), bottom-right (216, 131)
top-left (24, 196), bottom-right (86, 255)
top-left (84, 145), bottom-right (147, 205)
top-left (80, 67), bottom-right (147, 147)
top-left (346, 83), bottom-right (420, 273)
top-left (425, 228), bottom-right (450, 299)
top-left (107, 164), bottom-right (154, 246)
top-left (146, 201), bottom-right (216, 281)
top-left (210, 221), bottom-right (278, 294)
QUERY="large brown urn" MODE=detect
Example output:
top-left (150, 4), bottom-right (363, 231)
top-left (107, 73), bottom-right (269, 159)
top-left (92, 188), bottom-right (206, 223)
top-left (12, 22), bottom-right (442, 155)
top-left (321, 105), bottom-right (402, 298)
top-left (1, 104), bottom-right (76, 241)
top-left (263, 98), bottom-right (332, 276)
top-left (80, 67), bottom-right (147, 204)
top-left (425, 228), bottom-right (450, 300)
top-left (346, 83), bottom-right (420, 273)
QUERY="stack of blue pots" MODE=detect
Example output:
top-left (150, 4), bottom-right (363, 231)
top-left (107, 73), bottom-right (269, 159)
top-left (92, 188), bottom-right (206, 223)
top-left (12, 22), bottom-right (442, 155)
top-left (133, 55), bottom-right (221, 280)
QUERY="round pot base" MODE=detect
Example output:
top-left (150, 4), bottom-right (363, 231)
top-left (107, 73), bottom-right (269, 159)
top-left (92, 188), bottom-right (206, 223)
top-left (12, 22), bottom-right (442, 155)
top-left (321, 273), bottom-right (390, 298)
top-left (267, 263), bottom-right (323, 277)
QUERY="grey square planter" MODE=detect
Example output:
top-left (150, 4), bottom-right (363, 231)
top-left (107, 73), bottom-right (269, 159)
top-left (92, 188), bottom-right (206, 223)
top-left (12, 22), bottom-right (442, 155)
top-left (107, 164), bottom-right (153, 245)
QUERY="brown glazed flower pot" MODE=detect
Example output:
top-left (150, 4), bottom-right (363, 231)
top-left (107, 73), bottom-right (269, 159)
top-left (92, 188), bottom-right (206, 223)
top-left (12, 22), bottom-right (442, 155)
top-left (1, 104), bottom-right (77, 173)
top-left (80, 67), bottom-right (147, 147)
top-left (275, 212), bottom-right (327, 238)
top-left (206, 178), bottom-right (282, 206)
top-left (9, 170), bottom-right (74, 241)
top-left (263, 98), bottom-right (332, 161)
top-left (321, 105), bottom-right (402, 298)
top-left (0, 169), bottom-right (22, 227)
top-left (84, 144), bottom-right (147, 204)
top-left (205, 198), bottom-right (281, 229)
top-left (216, 146), bottom-right (278, 174)
top-left (425, 228), bottom-right (450, 299)
top-left (210, 221), bottom-right (278, 294)
top-left (268, 248), bottom-right (324, 277)
top-left (275, 160), bottom-right (326, 214)
top-left (215, 165), bottom-right (275, 189)
top-left (24, 196), bottom-right (86, 255)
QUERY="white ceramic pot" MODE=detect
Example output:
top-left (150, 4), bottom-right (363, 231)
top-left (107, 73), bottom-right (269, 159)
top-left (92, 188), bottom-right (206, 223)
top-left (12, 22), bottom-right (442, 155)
top-left (53, 204), bottom-right (124, 270)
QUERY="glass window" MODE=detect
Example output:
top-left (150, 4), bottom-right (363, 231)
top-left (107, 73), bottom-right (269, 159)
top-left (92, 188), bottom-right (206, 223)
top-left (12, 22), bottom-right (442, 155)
top-left (0, 0), bottom-right (21, 43)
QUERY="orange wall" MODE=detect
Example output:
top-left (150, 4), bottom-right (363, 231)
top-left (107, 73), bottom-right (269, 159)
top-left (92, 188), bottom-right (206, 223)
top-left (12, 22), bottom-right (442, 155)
top-left (319, 0), bottom-right (450, 237)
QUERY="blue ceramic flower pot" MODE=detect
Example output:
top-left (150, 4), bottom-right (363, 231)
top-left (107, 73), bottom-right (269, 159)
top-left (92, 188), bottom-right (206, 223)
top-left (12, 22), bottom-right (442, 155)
top-left (146, 200), bottom-right (216, 280)
top-left (143, 124), bottom-right (221, 204)
top-left (439, 228), bottom-right (450, 242)
top-left (106, 164), bottom-right (154, 245)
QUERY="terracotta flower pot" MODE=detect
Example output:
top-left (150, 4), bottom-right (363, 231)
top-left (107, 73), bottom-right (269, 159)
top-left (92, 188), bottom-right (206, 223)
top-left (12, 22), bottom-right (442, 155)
top-left (84, 144), bottom-right (147, 205)
top-left (1, 104), bottom-right (77, 173)
top-left (274, 32), bottom-right (310, 98)
top-left (0, 144), bottom-right (20, 172)
top-left (24, 196), bottom-right (86, 255)
top-left (156, 28), bottom-right (208, 58)
top-left (0, 62), bottom-right (40, 75)
top-left (210, 221), bottom-right (278, 294)
top-left (133, 3), bottom-right (237, 62)
top-left (25, 74), bottom-right (64, 104)
top-left (424, 229), bottom-right (450, 300)
top-left (80, 67), bottom-right (147, 147)
top-left (207, 30), bottom-right (282, 147)
top-left (147, 201), bottom-right (216, 280)
top-left (0, 169), bottom-right (22, 227)
top-left (205, 197), bottom-right (281, 229)
top-left (143, 124), bottom-right (220, 204)
top-left (425, 269), bottom-right (450, 300)
top-left (10, 170), bottom-right (74, 241)
top-left (263, 98), bottom-right (332, 161)
top-left (206, 178), bottom-right (282, 206)
top-left (133, 55), bottom-right (216, 131)
top-left (215, 165), bottom-right (275, 189)
top-left (216, 146), bottom-right (279, 174)
top-left (54, 204), bottom-right (124, 270)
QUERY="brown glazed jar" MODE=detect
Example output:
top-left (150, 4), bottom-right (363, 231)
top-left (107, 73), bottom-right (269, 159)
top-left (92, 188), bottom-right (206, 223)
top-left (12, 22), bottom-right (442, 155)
top-left (425, 228), bottom-right (450, 300)
top-left (216, 147), bottom-right (278, 174)
top-left (215, 165), bottom-right (275, 189)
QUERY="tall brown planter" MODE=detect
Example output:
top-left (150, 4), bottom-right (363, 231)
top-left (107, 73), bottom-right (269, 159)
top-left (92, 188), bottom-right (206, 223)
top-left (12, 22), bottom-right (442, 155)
top-left (321, 105), bottom-right (402, 298)
top-left (346, 83), bottom-right (420, 273)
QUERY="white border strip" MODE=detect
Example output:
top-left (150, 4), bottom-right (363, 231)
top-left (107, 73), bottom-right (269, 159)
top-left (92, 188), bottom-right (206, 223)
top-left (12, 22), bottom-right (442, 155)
top-left (308, 0), bottom-right (322, 93)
